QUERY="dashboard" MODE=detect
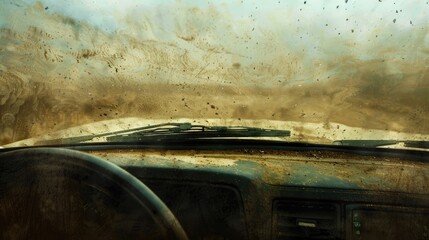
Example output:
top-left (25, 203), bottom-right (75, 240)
top-left (1, 143), bottom-right (428, 240)
top-left (86, 145), bottom-right (429, 240)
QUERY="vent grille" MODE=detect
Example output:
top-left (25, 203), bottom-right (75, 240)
top-left (273, 201), bottom-right (340, 240)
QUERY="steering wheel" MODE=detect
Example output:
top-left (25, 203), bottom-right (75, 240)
top-left (0, 148), bottom-right (188, 240)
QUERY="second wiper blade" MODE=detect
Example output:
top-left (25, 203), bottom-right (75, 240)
top-left (333, 140), bottom-right (429, 149)
top-left (106, 123), bottom-right (291, 142)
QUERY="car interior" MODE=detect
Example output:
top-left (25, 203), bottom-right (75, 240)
top-left (1, 140), bottom-right (428, 239)
top-left (0, 0), bottom-right (428, 239)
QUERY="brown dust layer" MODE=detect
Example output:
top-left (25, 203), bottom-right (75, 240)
top-left (1, 76), bottom-right (428, 145)
top-left (0, 3), bottom-right (428, 145)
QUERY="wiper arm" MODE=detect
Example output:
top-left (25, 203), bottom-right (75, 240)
top-left (41, 122), bottom-right (291, 144)
top-left (333, 140), bottom-right (429, 149)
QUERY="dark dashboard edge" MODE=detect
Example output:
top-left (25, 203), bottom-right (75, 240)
top-left (1, 139), bottom-right (428, 162)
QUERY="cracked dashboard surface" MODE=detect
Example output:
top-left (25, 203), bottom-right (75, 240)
top-left (83, 148), bottom-right (429, 240)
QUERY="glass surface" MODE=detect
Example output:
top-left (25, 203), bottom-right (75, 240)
top-left (0, 0), bottom-right (428, 148)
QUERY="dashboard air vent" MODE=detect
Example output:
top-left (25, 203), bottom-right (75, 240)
top-left (273, 201), bottom-right (340, 240)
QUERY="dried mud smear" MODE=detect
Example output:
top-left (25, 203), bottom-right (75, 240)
top-left (0, 2), bottom-right (428, 144)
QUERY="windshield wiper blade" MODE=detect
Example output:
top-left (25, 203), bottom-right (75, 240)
top-left (106, 122), bottom-right (291, 142)
top-left (333, 140), bottom-right (429, 149)
top-left (41, 122), bottom-right (291, 144)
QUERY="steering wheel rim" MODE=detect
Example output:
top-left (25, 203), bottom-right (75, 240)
top-left (0, 148), bottom-right (188, 240)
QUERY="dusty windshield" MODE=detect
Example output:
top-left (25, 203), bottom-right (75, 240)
top-left (0, 0), bottom-right (428, 147)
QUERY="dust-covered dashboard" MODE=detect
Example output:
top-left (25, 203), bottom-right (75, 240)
top-left (86, 145), bottom-right (429, 240)
top-left (0, 144), bottom-right (428, 240)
